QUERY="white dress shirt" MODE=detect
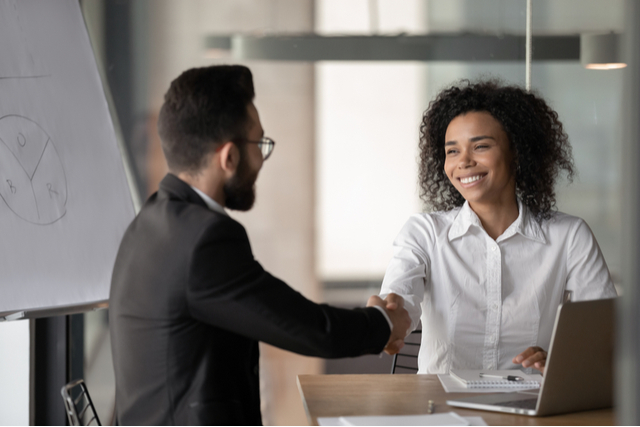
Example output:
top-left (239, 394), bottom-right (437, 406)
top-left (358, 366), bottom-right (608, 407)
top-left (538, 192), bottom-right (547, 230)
top-left (190, 186), bottom-right (228, 216)
top-left (380, 200), bottom-right (617, 374)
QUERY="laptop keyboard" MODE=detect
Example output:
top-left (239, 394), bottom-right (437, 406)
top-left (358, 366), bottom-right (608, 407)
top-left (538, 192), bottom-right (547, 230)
top-left (494, 399), bottom-right (538, 410)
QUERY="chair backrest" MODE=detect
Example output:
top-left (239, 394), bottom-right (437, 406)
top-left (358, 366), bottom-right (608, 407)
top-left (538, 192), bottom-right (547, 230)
top-left (61, 379), bottom-right (101, 426)
top-left (391, 329), bottom-right (422, 374)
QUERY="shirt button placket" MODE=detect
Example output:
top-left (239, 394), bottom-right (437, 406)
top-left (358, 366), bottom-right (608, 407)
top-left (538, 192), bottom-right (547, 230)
top-left (484, 240), bottom-right (502, 370)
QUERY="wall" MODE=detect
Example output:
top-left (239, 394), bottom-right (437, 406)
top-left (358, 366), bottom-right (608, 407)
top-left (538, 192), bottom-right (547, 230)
top-left (146, 1), bottom-right (319, 425)
top-left (0, 320), bottom-right (29, 425)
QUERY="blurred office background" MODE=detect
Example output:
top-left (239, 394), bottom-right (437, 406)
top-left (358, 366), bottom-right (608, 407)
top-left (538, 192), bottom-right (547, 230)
top-left (0, 0), bottom-right (637, 425)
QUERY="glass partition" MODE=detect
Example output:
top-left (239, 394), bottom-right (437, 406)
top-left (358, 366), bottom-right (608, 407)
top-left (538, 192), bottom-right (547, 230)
top-left (69, 1), bottom-right (634, 425)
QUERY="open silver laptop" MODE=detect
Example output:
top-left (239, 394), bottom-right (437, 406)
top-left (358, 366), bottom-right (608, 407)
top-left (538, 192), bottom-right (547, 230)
top-left (446, 297), bottom-right (616, 416)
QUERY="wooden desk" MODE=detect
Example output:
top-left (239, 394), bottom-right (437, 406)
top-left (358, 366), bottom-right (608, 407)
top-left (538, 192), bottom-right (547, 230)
top-left (297, 374), bottom-right (615, 426)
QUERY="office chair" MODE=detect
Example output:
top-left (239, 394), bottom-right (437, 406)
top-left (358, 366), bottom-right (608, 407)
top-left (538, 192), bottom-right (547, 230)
top-left (390, 329), bottom-right (422, 374)
top-left (61, 379), bottom-right (101, 426)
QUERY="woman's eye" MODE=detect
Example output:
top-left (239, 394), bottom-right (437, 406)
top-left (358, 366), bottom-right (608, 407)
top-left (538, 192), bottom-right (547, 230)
top-left (446, 149), bottom-right (457, 155)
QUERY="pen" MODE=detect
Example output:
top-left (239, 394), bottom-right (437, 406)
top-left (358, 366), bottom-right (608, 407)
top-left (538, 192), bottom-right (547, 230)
top-left (479, 373), bottom-right (524, 381)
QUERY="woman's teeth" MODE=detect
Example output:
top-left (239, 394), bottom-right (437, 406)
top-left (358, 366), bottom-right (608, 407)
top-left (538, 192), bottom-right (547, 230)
top-left (460, 175), bottom-right (483, 184)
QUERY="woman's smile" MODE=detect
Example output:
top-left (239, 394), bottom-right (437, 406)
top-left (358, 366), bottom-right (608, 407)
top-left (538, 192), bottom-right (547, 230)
top-left (458, 173), bottom-right (487, 186)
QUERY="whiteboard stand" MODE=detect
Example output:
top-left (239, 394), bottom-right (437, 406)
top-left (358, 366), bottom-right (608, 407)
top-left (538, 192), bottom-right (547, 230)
top-left (0, 301), bottom-right (109, 322)
top-left (0, 312), bottom-right (25, 322)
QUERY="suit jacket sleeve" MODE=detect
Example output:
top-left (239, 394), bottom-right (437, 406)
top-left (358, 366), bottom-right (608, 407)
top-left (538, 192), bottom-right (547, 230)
top-left (186, 216), bottom-right (390, 358)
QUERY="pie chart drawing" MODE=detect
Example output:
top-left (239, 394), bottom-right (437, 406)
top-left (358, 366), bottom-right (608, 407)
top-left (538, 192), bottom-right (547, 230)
top-left (0, 115), bottom-right (67, 224)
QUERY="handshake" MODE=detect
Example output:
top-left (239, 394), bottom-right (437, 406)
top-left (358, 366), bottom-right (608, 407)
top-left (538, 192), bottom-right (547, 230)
top-left (367, 293), bottom-right (412, 355)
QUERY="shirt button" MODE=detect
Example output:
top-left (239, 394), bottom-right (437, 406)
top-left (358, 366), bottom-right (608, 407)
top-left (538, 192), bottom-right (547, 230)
top-left (491, 244), bottom-right (498, 251)
top-left (490, 335), bottom-right (496, 343)
top-left (492, 303), bottom-right (499, 310)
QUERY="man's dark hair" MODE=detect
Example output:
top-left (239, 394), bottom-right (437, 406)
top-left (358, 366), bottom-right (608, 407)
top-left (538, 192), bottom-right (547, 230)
top-left (158, 65), bottom-right (255, 174)
top-left (419, 79), bottom-right (575, 220)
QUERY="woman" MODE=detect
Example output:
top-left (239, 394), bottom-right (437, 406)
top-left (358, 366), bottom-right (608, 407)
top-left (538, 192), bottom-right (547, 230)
top-left (380, 80), bottom-right (617, 374)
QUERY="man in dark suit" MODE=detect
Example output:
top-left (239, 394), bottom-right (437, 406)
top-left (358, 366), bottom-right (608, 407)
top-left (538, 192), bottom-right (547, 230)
top-left (109, 65), bottom-right (410, 425)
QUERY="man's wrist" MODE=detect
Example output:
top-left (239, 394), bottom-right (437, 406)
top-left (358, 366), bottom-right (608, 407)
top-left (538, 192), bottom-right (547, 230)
top-left (371, 305), bottom-right (393, 332)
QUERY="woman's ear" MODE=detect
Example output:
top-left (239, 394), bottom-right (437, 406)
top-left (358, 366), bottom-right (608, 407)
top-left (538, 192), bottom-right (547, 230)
top-left (217, 142), bottom-right (240, 176)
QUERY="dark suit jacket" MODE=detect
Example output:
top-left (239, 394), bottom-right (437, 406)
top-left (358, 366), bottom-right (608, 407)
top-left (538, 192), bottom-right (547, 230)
top-left (109, 174), bottom-right (390, 425)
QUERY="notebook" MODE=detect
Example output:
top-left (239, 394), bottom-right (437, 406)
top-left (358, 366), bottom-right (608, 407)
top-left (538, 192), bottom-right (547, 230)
top-left (446, 298), bottom-right (616, 416)
top-left (449, 369), bottom-right (541, 389)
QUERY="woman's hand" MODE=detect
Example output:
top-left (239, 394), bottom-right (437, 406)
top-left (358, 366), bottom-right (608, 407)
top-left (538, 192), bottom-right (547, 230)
top-left (512, 346), bottom-right (547, 374)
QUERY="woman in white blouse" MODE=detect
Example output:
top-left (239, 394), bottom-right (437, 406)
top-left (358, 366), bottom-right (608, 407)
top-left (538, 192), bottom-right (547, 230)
top-left (380, 80), bottom-right (617, 374)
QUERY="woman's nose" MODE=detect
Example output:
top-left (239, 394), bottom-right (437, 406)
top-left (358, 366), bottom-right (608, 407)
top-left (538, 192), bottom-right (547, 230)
top-left (458, 150), bottom-right (475, 168)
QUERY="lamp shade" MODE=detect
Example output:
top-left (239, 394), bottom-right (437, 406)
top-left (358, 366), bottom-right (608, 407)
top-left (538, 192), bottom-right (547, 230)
top-left (580, 33), bottom-right (626, 70)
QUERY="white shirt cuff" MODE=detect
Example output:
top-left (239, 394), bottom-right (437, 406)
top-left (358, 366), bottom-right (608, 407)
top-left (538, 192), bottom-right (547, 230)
top-left (371, 305), bottom-right (393, 332)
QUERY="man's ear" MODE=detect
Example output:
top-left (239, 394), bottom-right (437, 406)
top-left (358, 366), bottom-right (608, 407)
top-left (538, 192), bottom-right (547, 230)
top-left (217, 142), bottom-right (240, 177)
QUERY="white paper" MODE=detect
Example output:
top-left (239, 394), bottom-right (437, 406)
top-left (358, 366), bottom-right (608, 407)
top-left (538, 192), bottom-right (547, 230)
top-left (318, 412), bottom-right (487, 426)
top-left (0, 0), bottom-right (135, 315)
top-left (438, 373), bottom-right (543, 393)
top-left (319, 412), bottom-right (470, 426)
top-left (463, 416), bottom-right (488, 426)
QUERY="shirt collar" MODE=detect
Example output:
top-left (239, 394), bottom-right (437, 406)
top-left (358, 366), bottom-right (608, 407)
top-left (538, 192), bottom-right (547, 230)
top-left (447, 202), bottom-right (481, 241)
top-left (448, 200), bottom-right (546, 244)
top-left (190, 186), bottom-right (228, 216)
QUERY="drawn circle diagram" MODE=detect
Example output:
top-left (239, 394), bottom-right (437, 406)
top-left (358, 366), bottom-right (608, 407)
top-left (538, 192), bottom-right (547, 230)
top-left (0, 115), bottom-right (67, 224)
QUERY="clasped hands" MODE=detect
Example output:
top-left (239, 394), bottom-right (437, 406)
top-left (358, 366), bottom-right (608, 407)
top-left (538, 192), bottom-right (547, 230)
top-left (367, 293), bottom-right (411, 355)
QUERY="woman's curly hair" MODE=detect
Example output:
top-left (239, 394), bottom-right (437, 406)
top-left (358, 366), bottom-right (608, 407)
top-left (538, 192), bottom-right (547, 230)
top-left (419, 79), bottom-right (575, 220)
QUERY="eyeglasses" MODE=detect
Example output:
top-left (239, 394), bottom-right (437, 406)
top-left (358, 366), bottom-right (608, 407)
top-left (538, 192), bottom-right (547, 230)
top-left (236, 136), bottom-right (276, 160)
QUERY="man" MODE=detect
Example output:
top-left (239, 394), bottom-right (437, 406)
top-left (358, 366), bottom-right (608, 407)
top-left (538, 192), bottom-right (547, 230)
top-left (109, 65), bottom-right (410, 425)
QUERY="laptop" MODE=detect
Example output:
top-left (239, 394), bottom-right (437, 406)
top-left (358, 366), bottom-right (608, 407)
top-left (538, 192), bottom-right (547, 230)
top-left (446, 297), bottom-right (616, 416)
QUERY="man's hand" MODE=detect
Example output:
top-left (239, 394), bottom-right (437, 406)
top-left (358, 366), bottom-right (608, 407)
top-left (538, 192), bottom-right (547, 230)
top-left (383, 293), bottom-right (405, 311)
top-left (367, 293), bottom-right (411, 355)
top-left (512, 346), bottom-right (547, 374)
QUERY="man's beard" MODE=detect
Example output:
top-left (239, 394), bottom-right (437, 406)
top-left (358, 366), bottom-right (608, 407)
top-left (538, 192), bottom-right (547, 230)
top-left (223, 153), bottom-right (258, 211)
